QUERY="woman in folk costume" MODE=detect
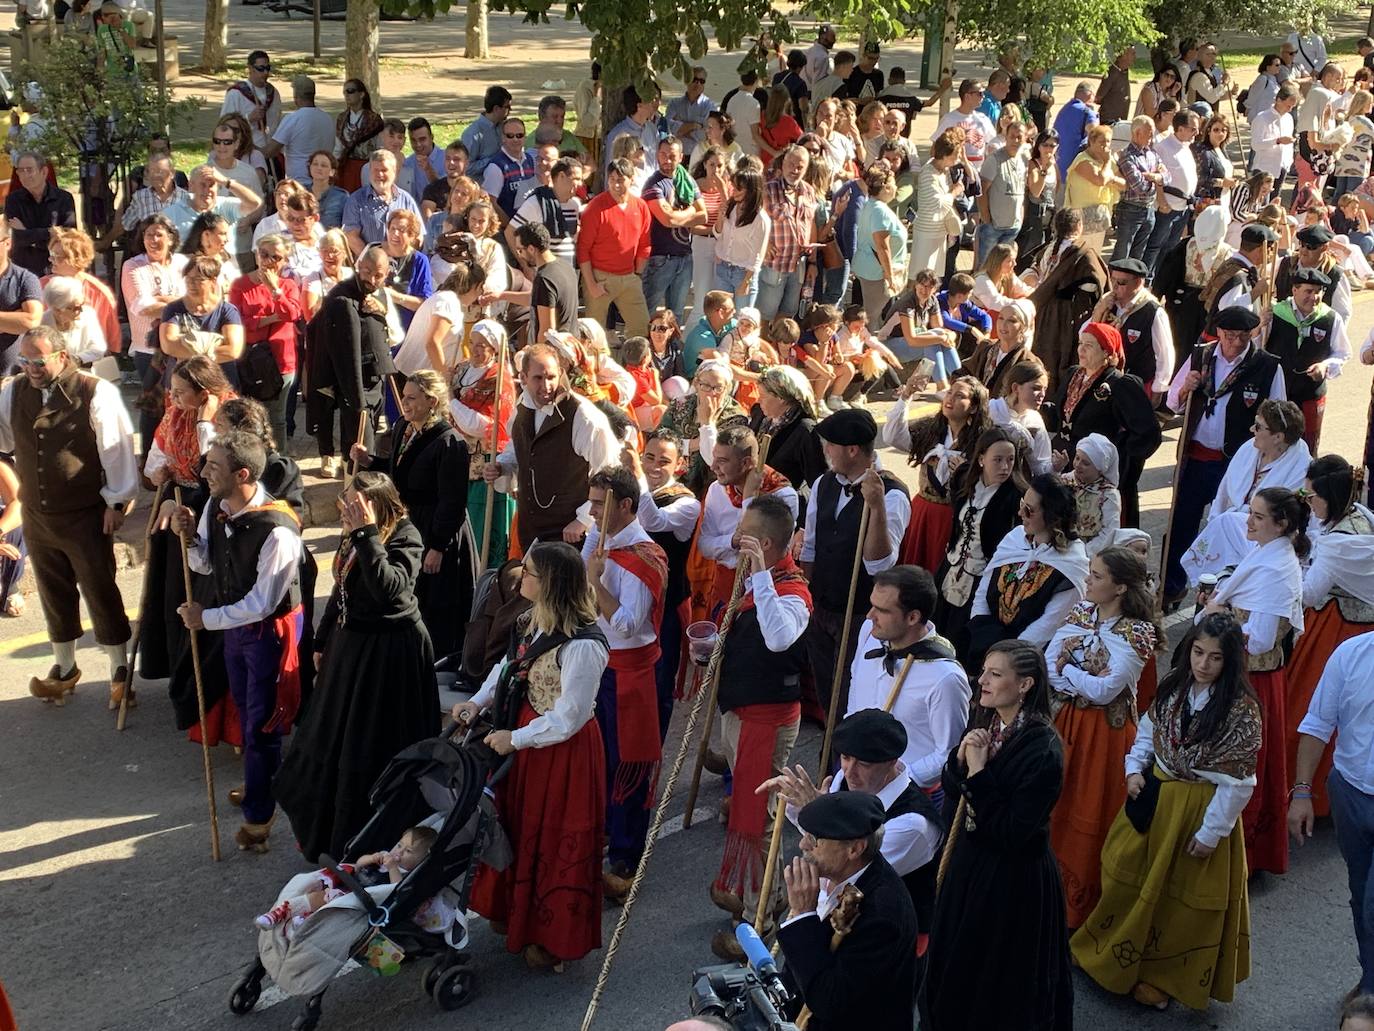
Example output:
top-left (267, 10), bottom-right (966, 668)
top-left (923, 640), bottom-right (1074, 1031)
top-left (1072, 612), bottom-right (1260, 1012)
top-left (933, 426), bottom-right (1028, 660)
top-left (988, 357), bottom-right (1054, 476)
top-left (1112, 527), bottom-right (1163, 712)
top-left (1046, 546), bottom-right (1162, 927)
top-left (880, 373), bottom-right (992, 572)
top-left (1056, 431), bottom-right (1121, 558)
top-left (576, 318), bottom-right (637, 408)
top-left (1046, 321), bottom-right (1161, 528)
top-left (1198, 486), bottom-right (1309, 875)
top-left (448, 319), bottom-right (517, 570)
top-left (1029, 206), bottom-right (1110, 393)
top-left (1285, 455), bottom-right (1374, 818)
top-left (1179, 399), bottom-right (1311, 587)
top-left (349, 371), bottom-right (475, 658)
top-left (276, 472), bottom-right (439, 863)
top-left (453, 542), bottom-right (609, 970)
top-left (965, 472), bottom-right (1089, 675)
top-left (750, 365), bottom-right (825, 525)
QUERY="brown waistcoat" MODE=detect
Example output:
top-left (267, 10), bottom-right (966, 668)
top-left (11, 366), bottom-right (106, 515)
top-left (511, 393), bottom-right (591, 547)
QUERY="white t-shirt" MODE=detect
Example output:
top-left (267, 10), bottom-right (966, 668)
top-left (394, 289), bottom-right (464, 375)
top-left (932, 110), bottom-right (995, 164)
top-left (1295, 85), bottom-right (1337, 136)
top-left (271, 106), bottom-right (336, 182)
top-left (725, 89), bottom-right (762, 157)
top-left (1250, 109), bottom-right (1294, 177)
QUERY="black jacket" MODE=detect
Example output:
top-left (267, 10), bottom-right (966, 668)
top-left (778, 853), bottom-right (919, 1031)
top-left (317, 519), bottom-right (423, 651)
top-left (375, 421), bottom-right (470, 553)
top-left (1046, 366), bottom-right (1162, 460)
top-left (309, 277), bottom-right (396, 409)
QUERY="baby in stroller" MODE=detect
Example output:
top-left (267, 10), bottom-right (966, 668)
top-left (254, 826), bottom-right (450, 932)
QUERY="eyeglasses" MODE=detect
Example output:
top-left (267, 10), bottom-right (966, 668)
top-left (258, 252), bottom-right (284, 264)
top-left (15, 353), bottom-right (56, 368)
top-left (252, 63), bottom-right (271, 72)
top-left (504, 131), bottom-right (526, 139)
top-left (62, 302), bottom-right (85, 313)
top-left (649, 323), bottom-right (671, 332)
top-left (212, 137), bottom-right (236, 146)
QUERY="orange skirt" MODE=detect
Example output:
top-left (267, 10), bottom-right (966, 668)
top-left (1285, 602), bottom-right (1373, 818)
top-left (1051, 702), bottom-right (1135, 927)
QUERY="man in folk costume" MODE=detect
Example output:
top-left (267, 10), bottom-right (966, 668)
top-left (448, 319), bottom-right (519, 570)
top-left (777, 791), bottom-right (919, 1031)
top-left (801, 408), bottom-right (910, 723)
top-left (485, 341), bottom-right (621, 551)
top-left (173, 432), bottom-right (304, 853)
top-left (1266, 267), bottom-right (1350, 451)
top-left (767, 709), bottom-right (944, 992)
top-left (697, 425), bottom-right (799, 621)
top-left (1197, 224), bottom-right (1277, 338)
top-left (1275, 224), bottom-right (1353, 323)
top-left (627, 430), bottom-right (701, 734)
top-left (0, 326), bottom-right (137, 708)
top-left (220, 50), bottom-right (283, 161)
top-left (846, 566), bottom-right (970, 795)
top-left (709, 495), bottom-right (812, 961)
top-left (1161, 307), bottom-right (1286, 608)
top-left (1090, 257), bottom-right (1175, 401)
top-left (583, 466), bottom-right (670, 900)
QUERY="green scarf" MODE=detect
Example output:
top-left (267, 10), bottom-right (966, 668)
top-left (1272, 299), bottom-right (1332, 330)
top-left (671, 163), bottom-right (697, 207)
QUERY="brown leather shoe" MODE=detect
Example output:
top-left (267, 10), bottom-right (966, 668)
top-left (30, 665), bottom-right (80, 706)
top-left (108, 667), bottom-right (134, 711)
top-left (710, 929), bottom-right (746, 962)
top-left (710, 884), bottom-right (744, 917)
top-left (603, 868), bottom-right (633, 903)
top-left (718, 796), bottom-right (731, 824)
top-left (228, 786), bottom-right (246, 807)
top-left (234, 816), bottom-right (275, 853)
top-left (522, 944), bottom-right (565, 972)
top-left (702, 748), bottom-right (729, 775)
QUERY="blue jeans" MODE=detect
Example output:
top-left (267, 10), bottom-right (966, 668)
top-left (641, 253), bottom-right (692, 322)
top-left (974, 222), bottom-right (1022, 267)
top-left (713, 259), bottom-right (759, 310)
top-left (818, 257), bottom-right (851, 307)
top-left (1112, 202), bottom-right (1155, 262)
top-left (1142, 208), bottom-right (1188, 279)
top-left (1332, 175), bottom-right (1365, 200)
top-left (756, 265), bottom-right (804, 321)
top-left (1347, 230), bottom-right (1374, 257)
top-left (884, 335), bottom-right (962, 384)
top-left (267, 371), bottom-right (296, 456)
top-left (1329, 768), bottom-right (1374, 994)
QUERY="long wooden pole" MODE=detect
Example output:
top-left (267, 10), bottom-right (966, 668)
top-left (174, 487), bottom-right (221, 862)
top-left (116, 483), bottom-right (168, 730)
top-left (881, 655), bottom-right (916, 713)
top-left (479, 337), bottom-right (507, 570)
top-left (345, 410), bottom-right (368, 490)
top-left (819, 503), bottom-right (872, 773)
top-left (753, 801), bottom-right (788, 933)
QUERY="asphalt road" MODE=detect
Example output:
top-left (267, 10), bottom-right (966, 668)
top-left (3, 297), bottom-right (1373, 1031)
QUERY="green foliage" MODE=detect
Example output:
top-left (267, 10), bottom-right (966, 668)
top-left (380, 0), bottom-right (457, 19)
top-left (28, 35), bottom-right (200, 177)
top-left (1145, 0), bottom-right (1356, 44)
top-left (956, 0), bottom-right (1154, 70)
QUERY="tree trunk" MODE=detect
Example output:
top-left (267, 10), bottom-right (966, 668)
top-left (465, 0), bottom-right (489, 59)
top-left (346, 0), bottom-right (381, 108)
top-left (200, 0), bottom-right (229, 73)
top-left (938, 0), bottom-right (958, 117)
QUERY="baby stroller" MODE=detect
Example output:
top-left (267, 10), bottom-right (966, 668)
top-left (227, 725), bottom-right (512, 1029)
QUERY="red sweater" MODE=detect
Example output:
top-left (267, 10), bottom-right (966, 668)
top-left (576, 192), bottom-right (652, 276)
top-left (230, 275), bottom-right (304, 373)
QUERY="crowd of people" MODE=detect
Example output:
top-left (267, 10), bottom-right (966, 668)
top-left (9, 22), bottom-right (1374, 1031)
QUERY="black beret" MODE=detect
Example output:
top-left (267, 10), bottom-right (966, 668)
top-left (1107, 257), bottom-right (1149, 278)
top-left (817, 408), bottom-right (878, 446)
top-left (1298, 224), bottom-right (1335, 247)
top-left (1214, 306), bottom-right (1261, 331)
top-left (1292, 266), bottom-right (1332, 287)
top-left (833, 708), bottom-right (908, 763)
top-left (798, 791), bottom-right (887, 841)
top-left (1239, 224), bottom-right (1278, 246)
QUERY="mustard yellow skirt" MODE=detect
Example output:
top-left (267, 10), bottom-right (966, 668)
top-left (1070, 769), bottom-right (1250, 1010)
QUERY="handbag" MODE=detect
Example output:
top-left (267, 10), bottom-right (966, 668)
top-left (1123, 761), bottom-right (1162, 833)
top-left (942, 205), bottom-right (963, 237)
top-left (237, 340), bottom-right (285, 402)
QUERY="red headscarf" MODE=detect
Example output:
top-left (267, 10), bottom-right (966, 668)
top-left (1080, 321), bottom-right (1124, 366)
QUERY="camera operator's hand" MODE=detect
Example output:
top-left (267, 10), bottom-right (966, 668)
top-left (784, 855), bottom-right (821, 920)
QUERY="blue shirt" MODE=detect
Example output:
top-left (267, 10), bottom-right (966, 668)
top-left (665, 93), bottom-right (715, 150)
top-left (641, 169), bottom-right (699, 257)
top-left (295, 179), bottom-right (350, 229)
top-left (164, 197), bottom-right (246, 243)
top-left (976, 95), bottom-right (1003, 126)
top-left (937, 291), bottom-right (991, 335)
top-left (605, 115), bottom-right (664, 177)
top-left (683, 315), bottom-right (736, 376)
top-left (833, 179), bottom-right (866, 261)
top-left (851, 198), bottom-right (905, 282)
top-left (1299, 631), bottom-right (1374, 795)
top-left (1053, 98), bottom-right (1099, 179)
top-left (402, 151), bottom-right (442, 200)
top-left (460, 114), bottom-right (504, 176)
top-left (341, 184), bottom-right (422, 246)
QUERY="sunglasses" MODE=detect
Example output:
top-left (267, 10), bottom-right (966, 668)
top-left (343, 86), bottom-right (361, 95)
top-left (212, 137), bottom-right (236, 146)
top-left (15, 354), bottom-right (56, 368)
top-left (252, 63), bottom-right (271, 72)
top-left (649, 323), bottom-right (671, 332)
top-left (692, 77), bottom-right (707, 84)
top-left (504, 131), bottom-right (526, 139)
top-left (258, 252), bottom-right (284, 264)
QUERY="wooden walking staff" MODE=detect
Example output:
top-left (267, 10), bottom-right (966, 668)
top-left (174, 487), bottom-right (222, 862)
top-left (681, 432), bottom-right (772, 830)
top-left (1154, 342), bottom-right (1206, 608)
top-left (753, 800), bottom-right (788, 933)
top-left (344, 411), bottom-right (368, 490)
top-left (479, 330), bottom-right (508, 569)
top-left (882, 655), bottom-right (916, 713)
top-left (580, 565), bottom-right (753, 1031)
top-left (116, 483), bottom-right (168, 731)
top-left (818, 502), bottom-right (873, 774)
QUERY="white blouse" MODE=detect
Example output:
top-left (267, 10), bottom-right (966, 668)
top-left (1046, 608), bottom-right (1147, 706)
top-left (469, 633), bottom-right (610, 749)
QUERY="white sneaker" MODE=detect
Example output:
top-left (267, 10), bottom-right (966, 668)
top-left (824, 396), bottom-right (846, 411)
top-left (855, 394), bottom-right (869, 405)
top-left (319, 456), bottom-right (339, 478)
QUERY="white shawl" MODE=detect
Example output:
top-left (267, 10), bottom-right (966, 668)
top-left (1213, 534), bottom-right (1305, 632)
top-left (1210, 438), bottom-right (1313, 520)
top-left (983, 525), bottom-right (1090, 599)
top-left (1307, 504), bottom-right (1374, 607)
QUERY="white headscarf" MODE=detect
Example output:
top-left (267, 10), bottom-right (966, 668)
top-left (1210, 437), bottom-right (1312, 520)
top-left (471, 318), bottom-right (507, 352)
top-left (1076, 432), bottom-right (1120, 486)
top-left (1003, 297), bottom-right (1037, 345)
top-left (695, 357), bottom-right (735, 389)
top-left (1111, 527), bottom-right (1152, 550)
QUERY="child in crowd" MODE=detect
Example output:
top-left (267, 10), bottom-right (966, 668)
top-left (792, 304), bottom-right (854, 411)
top-left (1055, 432), bottom-right (1122, 557)
top-left (621, 335), bottom-right (667, 431)
top-left (835, 304), bottom-right (904, 400)
top-left (254, 826), bottom-right (439, 931)
top-left (721, 306), bottom-right (778, 410)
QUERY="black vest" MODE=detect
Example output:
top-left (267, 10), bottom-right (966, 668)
top-left (1266, 304), bottom-right (1337, 404)
top-left (207, 499), bottom-right (301, 619)
top-left (1118, 302), bottom-right (1162, 388)
top-left (1275, 255), bottom-right (1344, 311)
top-left (811, 471), bottom-right (909, 613)
top-left (647, 487), bottom-right (695, 609)
top-left (1184, 344), bottom-right (1284, 457)
top-left (880, 780), bottom-right (944, 933)
top-left (717, 606), bottom-right (809, 712)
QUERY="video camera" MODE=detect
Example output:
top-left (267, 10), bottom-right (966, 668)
top-left (687, 963), bottom-right (799, 1031)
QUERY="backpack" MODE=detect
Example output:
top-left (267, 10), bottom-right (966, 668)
top-left (236, 340), bottom-right (285, 401)
top-left (1236, 88), bottom-right (1249, 117)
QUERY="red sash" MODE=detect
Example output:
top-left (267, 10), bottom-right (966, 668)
top-left (736, 554), bottom-right (813, 615)
top-left (608, 541), bottom-right (668, 635)
top-left (606, 542), bottom-right (668, 781)
top-left (261, 604), bottom-right (304, 734)
top-left (715, 700), bottom-right (801, 898)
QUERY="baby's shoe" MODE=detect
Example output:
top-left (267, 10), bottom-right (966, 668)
top-left (255, 899), bottom-right (292, 929)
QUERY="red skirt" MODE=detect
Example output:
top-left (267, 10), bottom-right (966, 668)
top-left (188, 692), bottom-right (244, 748)
top-left (1051, 703), bottom-right (1135, 927)
top-left (337, 157), bottom-right (367, 192)
top-left (1241, 667), bottom-right (1290, 875)
top-left (1285, 602), bottom-right (1372, 818)
top-left (469, 702), bottom-right (606, 961)
top-left (1135, 655), bottom-right (1158, 716)
top-left (899, 495), bottom-right (954, 572)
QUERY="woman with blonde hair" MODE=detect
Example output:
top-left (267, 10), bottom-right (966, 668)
top-left (454, 541), bottom-right (610, 970)
top-left (300, 227), bottom-right (352, 322)
top-left (45, 227), bottom-right (119, 351)
top-left (610, 133), bottom-right (651, 194)
top-left (381, 208), bottom-right (432, 332)
top-left (1064, 124), bottom-right (1124, 251)
top-left (910, 132), bottom-right (964, 279)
